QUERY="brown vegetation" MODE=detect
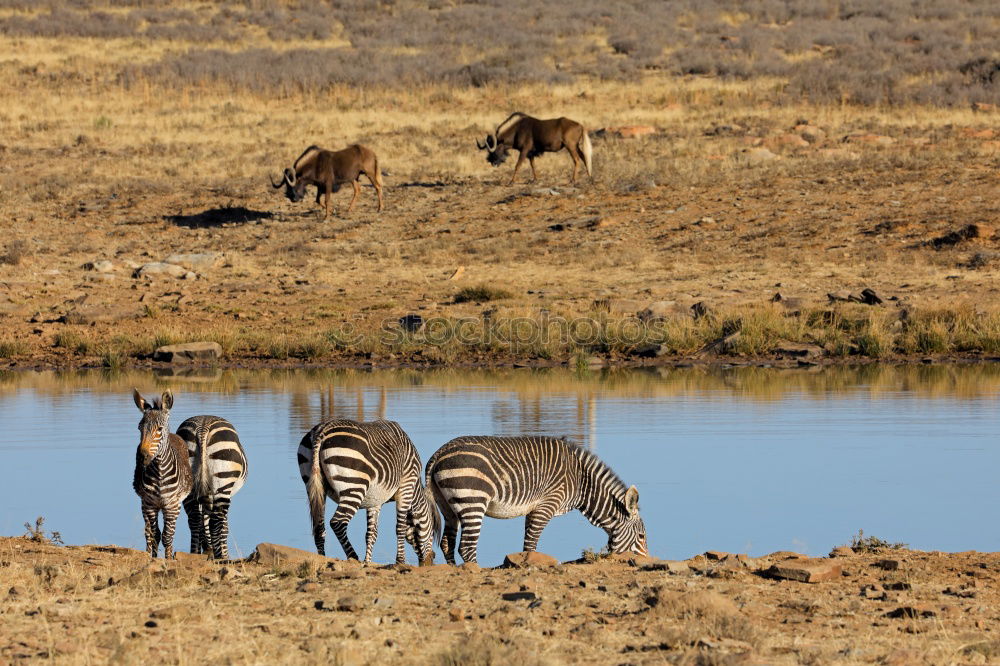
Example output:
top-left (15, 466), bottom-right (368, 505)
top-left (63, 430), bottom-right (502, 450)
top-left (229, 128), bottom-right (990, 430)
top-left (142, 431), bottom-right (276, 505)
top-left (2, 535), bottom-right (998, 664)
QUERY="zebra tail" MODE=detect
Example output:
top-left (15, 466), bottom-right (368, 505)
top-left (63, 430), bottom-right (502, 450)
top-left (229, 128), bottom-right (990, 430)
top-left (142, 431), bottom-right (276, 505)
top-left (194, 431), bottom-right (212, 510)
top-left (424, 485), bottom-right (442, 545)
top-left (306, 431), bottom-right (326, 533)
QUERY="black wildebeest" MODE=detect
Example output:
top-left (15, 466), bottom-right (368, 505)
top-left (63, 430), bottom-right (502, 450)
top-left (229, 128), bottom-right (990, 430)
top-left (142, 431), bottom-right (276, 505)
top-left (476, 112), bottom-right (593, 185)
top-left (271, 144), bottom-right (384, 219)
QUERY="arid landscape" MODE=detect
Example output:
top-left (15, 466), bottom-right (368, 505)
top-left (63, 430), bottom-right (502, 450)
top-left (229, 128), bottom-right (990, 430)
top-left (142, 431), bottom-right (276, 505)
top-left (4, 533), bottom-right (1000, 665)
top-left (2, 2), bottom-right (1000, 663)
top-left (0, 0), bottom-right (999, 369)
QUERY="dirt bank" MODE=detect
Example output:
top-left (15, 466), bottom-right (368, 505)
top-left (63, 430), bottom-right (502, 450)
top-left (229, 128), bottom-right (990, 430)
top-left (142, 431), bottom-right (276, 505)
top-left (2, 536), bottom-right (998, 664)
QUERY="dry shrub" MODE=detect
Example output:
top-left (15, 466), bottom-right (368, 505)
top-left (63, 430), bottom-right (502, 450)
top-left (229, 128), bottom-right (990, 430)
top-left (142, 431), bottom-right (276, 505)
top-left (0, 239), bottom-right (29, 266)
top-left (645, 588), bottom-right (760, 649)
top-left (436, 634), bottom-right (548, 666)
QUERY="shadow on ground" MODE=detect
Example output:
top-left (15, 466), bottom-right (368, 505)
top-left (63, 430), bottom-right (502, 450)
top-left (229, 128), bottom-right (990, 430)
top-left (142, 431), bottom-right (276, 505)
top-left (166, 206), bottom-right (274, 228)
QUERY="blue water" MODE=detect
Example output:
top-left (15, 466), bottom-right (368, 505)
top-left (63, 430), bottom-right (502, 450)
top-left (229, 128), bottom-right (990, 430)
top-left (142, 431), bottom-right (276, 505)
top-left (1, 366), bottom-right (998, 565)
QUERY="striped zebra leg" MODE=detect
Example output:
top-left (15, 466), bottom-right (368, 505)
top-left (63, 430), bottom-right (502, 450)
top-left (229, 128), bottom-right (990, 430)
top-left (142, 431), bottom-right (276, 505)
top-left (161, 506), bottom-right (181, 560)
top-left (329, 498), bottom-right (362, 560)
top-left (457, 506), bottom-right (487, 564)
top-left (393, 491), bottom-right (411, 565)
top-left (200, 506), bottom-right (211, 554)
top-left (364, 507), bottom-right (380, 563)
top-left (142, 505), bottom-right (161, 558)
top-left (209, 499), bottom-right (232, 560)
top-left (312, 517), bottom-right (327, 556)
top-left (183, 495), bottom-right (203, 554)
top-left (523, 501), bottom-right (560, 552)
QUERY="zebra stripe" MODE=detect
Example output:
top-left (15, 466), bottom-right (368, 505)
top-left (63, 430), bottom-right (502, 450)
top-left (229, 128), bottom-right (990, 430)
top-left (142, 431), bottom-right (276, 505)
top-left (425, 435), bottom-right (648, 564)
top-left (131, 389), bottom-right (193, 560)
top-left (297, 418), bottom-right (439, 564)
top-left (177, 415), bottom-right (248, 560)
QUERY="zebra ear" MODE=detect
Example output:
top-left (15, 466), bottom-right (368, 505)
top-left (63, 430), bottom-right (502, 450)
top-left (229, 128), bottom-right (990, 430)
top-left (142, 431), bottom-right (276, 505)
top-left (625, 485), bottom-right (640, 518)
top-left (160, 389), bottom-right (174, 411)
top-left (132, 388), bottom-right (148, 412)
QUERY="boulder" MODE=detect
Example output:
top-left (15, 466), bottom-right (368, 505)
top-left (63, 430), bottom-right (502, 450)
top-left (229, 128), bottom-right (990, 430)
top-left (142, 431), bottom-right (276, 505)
top-left (631, 342), bottom-right (667, 359)
top-left (134, 262), bottom-right (187, 279)
top-left (637, 300), bottom-right (679, 321)
top-left (153, 342), bottom-right (222, 364)
top-left (767, 133), bottom-right (809, 149)
top-left (829, 546), bottom-right (855, 558)
top-left (738, 147), bottom-right (779, 166)
top-left (772, 341), bottom-right (824, 359)
top-left (767, 558), bottom-right (842, 583)
top-left (638, 559), bottom-right (692, 574)
top-left (249, 543), bottom-right (336, 569)
top-left (84, 260), bottom-right (114, 273)
top-left (164, 253), bottom-right (223, 271)
top-left (502, 551), bottom-right (560, 568)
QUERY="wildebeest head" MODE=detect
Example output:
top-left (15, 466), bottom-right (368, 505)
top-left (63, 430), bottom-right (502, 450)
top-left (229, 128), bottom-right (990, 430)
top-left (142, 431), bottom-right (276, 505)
top-left (270, 167), bottom-right (307, 202)
top-left (476, 134), bottom-right (510, 167)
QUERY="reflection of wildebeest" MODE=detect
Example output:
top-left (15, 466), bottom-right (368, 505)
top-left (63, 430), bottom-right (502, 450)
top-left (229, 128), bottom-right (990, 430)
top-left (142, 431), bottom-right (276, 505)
top-left (271, 144), bottom-right (384, 219)
top-left (476, 112), bottom-right (593, 185)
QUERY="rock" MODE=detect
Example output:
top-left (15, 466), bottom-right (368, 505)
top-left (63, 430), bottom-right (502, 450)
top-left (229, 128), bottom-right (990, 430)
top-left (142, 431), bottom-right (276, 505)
top-left (767, 133), bottom-right (809, 149)
top-left (502, 551), bottom-right (560, 568)
top-left (639, 559), bottom-right (691, 574)
top-left (817, 148), bottom-right (860, 160)
top-left (398, 314), bottom-right (424, 332)
top-left (372, 596), bottom-right (394, 608)
top-left (931, 224), bottom-right (987, 248)
top-left (134, 262), bottom-right (187, 279)
top-left (767, 559), bottom-right (842, 583)
top-left (772, 341), bottom-right (824, 359)
top-left (796, 125), bottom-right (826, 143)
top-left (829, 546), bottom-right (855, 558)
top-left (297, 581), bottom-right (320, 593)
top-left (738, 147), bottom-right (780, 166)
top-left (886, 604), bottom-right (937, 619)
top-left (592, 297), bottom-right (645, 314)
top-left (704, 550), bottom-right (729, 561)
top-left (631, 342), bottom-right (666, 359)
top-left (336, 596), bottom-right (362, 612)
top-left (84, 260), bottom-right (114, 273)
top-left (877, 559), bottom-right (900, 571)
top-left (586, 216), bottom-right (619, 229)
top-left (60, 306), bottom-right (140, 325)
top-left (153, 342), bottom-right (222, 364)
top-left (8, 585), bottom-right (25, 596)
top-left (637, 300), bottom-right (679, 321)
top-left (447, 607), bottom-right (463, 622)
top-left (844, 133), bottom-right (895, 146)
top-left (501, 591), bottom-right (537, 602)
top-left (827, 291), bottom-right (853, 303)
top-left (249, 543), bottom-right (335, 569)
top-left (163, 253), bottom-right (222, 271)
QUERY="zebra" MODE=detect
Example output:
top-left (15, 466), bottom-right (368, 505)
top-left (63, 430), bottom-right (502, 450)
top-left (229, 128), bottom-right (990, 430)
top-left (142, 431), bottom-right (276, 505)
top-left (297, 418), bottom-right (439, 564)
top-left (425, 435), bottom-right (648, 565)
top-left (177, 416), bottom-right (247, 560)
top-left (131, 388), bottom-right (193, 560)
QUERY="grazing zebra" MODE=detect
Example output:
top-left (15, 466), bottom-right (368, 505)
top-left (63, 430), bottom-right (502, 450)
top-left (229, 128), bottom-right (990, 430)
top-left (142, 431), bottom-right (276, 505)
top-left (131, 389), bottom-right (193, 560)
top-left (425, 435), bottom-right (648, 564)
top-left (177, 416), bottom-right (247, 560)
top-left (297, 418), bottom-right (439, 564)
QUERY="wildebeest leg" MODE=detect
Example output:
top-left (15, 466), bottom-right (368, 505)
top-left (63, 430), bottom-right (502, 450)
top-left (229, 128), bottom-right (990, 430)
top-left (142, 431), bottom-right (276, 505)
top-left (323, 182), bottom-right (332, 219)
top-left (366, 172), bottom-right (384, 212)
top-left (567, 145), bottom-right (581, 183)
top-left (529, 157), bottom-right (538, 182)
top-left (347, 180), bottom-right (360, 213)
top-left (508, 149), bottom-right (529, 185)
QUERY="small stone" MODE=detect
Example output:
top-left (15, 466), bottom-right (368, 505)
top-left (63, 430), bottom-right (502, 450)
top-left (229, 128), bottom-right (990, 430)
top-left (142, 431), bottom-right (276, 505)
top-left (829, 546), bottom-right (855, 558)
top-left (640, 560), bottom-right (691, 574)
top-left (337, 596), bottom-right (362, 612)
top-left (163, 253), bottom-right (222, 271)
top-left (134, 262), bottom-right (187, 279)
top-left (502, 551), bottom-right (560, 568)
top-left (886, 604), bottom-right (937, 619)
top-left (250, 543), bottom-right (336, 569)
top-left (797, 125), bottom-right (826, 143)
top-left (772, 341), bottom-right (824, 359)
top-left (372, 596), bottom-right (394, 608)
top-left (448, 607), bottom-right (463, 622)
top-left (877, 559), bottom-right (900, 571)
top-left (704, 550), bottom-right (729, 561)
top-left (768, 559), bottom-right (842, 583)
top-left (8, 586), bottom-right (25, 596)
top-left (501, 591), bottom-right (537, 602)
top-left (844, 133), bottom-right (895, 146)
top-left (637, 300), bottom-right (679, 321)
top-left (84, 260), bottom-right (114, 273)
top-left (297, 581), bottom-right (320, 593)
top-left (152, 341), bottom-right (222, 364)
top-left (739, 147), bottom-right (780, 166)
top-left (60, 306), bottom-right (140, 325)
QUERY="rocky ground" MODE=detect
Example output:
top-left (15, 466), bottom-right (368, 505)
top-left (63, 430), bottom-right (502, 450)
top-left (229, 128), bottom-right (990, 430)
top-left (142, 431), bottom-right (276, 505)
top-left (2, 536), bottom-right (998, 665)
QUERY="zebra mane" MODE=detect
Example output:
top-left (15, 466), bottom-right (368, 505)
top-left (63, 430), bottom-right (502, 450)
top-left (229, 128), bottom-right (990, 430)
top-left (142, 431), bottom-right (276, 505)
top-left (563, 437), bottom-right (628, 499)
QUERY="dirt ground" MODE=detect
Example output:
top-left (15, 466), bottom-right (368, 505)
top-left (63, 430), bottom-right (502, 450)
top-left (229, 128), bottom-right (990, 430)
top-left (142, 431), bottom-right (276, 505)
top-left (2, 535), bottom-right (998, 665)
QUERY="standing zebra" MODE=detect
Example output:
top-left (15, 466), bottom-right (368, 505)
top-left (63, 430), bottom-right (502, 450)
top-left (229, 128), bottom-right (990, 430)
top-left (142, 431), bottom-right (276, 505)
top-left (297, 418), bottom-right (438, 564)
top-left (131, 389), bottom-right (192, 560)
top-left (177, 416), bottom-right (247, 560)
top-left (425, 435), bottom-right (648, 564)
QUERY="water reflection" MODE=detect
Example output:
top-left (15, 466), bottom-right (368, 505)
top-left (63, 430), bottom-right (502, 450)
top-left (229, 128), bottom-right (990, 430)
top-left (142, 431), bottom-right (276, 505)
top-left (1, 364), bottom-right (999, 564)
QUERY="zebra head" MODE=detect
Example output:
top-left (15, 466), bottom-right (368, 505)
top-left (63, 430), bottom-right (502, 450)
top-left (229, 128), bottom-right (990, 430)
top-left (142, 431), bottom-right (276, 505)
top-left (608, 485), bottom-right (648, 556)
top-left (132, 388), bottom-right (174, 466)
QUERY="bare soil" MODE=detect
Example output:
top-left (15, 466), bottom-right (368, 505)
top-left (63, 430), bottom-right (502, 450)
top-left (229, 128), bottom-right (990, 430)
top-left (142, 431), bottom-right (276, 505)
top-left (2, 536), bottom-right (998, 665)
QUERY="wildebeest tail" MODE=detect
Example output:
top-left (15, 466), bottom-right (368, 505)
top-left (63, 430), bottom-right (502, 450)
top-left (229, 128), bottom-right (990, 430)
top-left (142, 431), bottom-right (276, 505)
top-left (581, 130), bottom-right (593, 177)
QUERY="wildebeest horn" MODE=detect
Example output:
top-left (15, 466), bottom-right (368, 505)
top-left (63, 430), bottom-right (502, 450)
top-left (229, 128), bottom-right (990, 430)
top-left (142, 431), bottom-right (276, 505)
top-left (476, 137), bottom-right (486, 150)
top-left (485, 134), bottom-right (497, 151)
top-left (283, 168), bottom-right (296, 186)
top-left (269, 173), bottom-right (284, 189)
